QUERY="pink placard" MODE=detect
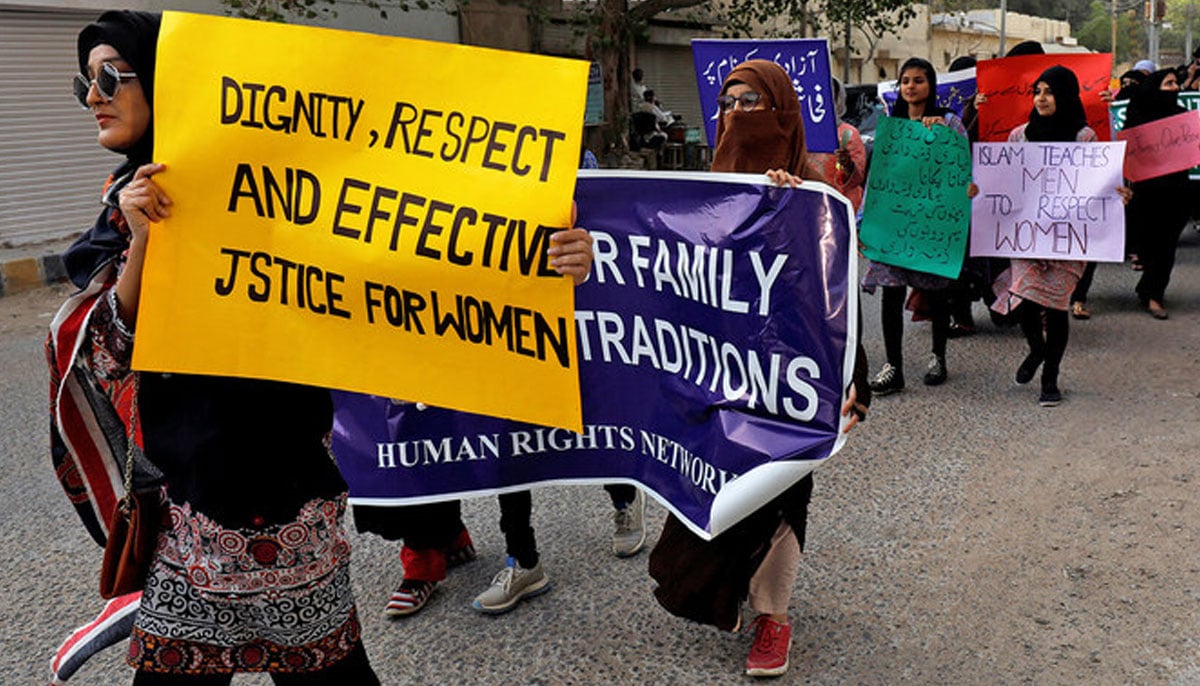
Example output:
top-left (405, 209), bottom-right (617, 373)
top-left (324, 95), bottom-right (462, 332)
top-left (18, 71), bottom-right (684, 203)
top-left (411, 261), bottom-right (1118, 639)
top-left (1116, 110), bottom-right (1200, 182)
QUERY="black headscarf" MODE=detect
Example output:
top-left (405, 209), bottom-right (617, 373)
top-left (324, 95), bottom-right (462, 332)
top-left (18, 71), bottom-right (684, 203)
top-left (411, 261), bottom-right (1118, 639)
top-left (1125, 69), bottom-right (1185, 128)
top-left (1023, 65), bottom-right (1089, 142)
top-left (948, 56), bottom-right (976, 72)
top-left (63, 10), bottom-right (161, 288)
top-left (1006, 41), bottom-right (1045, 57)
top-left (890, 57), bottom-right (951, 119)
top-left (1115, 70), bottom-right (1145, 101)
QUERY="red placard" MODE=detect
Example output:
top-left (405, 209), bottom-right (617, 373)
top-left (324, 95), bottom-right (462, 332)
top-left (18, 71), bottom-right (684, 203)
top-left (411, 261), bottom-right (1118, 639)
top-left (976, 53), bottom-right (1114, 142)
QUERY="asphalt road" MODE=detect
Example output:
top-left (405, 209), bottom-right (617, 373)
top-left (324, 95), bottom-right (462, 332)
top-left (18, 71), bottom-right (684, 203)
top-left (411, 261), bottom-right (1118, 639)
top-left (4, 234), bottom-right (1200, 685)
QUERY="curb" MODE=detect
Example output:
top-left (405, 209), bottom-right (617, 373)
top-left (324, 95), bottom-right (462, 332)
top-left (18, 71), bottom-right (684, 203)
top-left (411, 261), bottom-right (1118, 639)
top-left (0, 254), bottom-right (69, 298)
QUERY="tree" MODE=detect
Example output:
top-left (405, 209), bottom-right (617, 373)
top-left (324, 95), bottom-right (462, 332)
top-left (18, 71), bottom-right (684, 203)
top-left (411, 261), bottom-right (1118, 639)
top-left (221, 0), bottom-right (436, 21)
top-left (1075, 0), bottom-right (1148, 63)
top-left (1006, 0), bottom-right (1094, 26)
top-left (581, 0), bottom-right (711, 154)
top-left (718, 0), bottom-right (919, 84)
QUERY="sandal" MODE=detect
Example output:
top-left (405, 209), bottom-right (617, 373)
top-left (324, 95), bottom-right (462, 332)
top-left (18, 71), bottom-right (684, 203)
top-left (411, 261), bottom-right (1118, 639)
top-left (1070, 301), bottom-right (1090, 320)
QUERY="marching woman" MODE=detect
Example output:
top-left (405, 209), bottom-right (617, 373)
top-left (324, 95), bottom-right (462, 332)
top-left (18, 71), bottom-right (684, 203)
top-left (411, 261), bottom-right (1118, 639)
top-left (648, 59), bottom-right (869, 679)
top-left (863, 57), bottom-right (968, 396)
top-left (989, 65), bottom-right (1131, 406)
top-left (48, 12), bottom-right (382, 683)
top-left (1123, 69), bottom-right (1191, 320)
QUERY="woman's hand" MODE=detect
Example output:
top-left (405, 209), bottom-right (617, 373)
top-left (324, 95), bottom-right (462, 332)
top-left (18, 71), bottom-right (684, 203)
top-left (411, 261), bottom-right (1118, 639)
top-left (921, 116), bottom-right (944, 129)
top-left (546, 201), bottom-right (594, 285)
top-left (1116, 185), bottom-right (1133, 205)
top-left (841, 384), bottom-right (865, 434)
top-left (118, 163), bottom-right (170, 244)
top-left (1098, 89), bottom-right (1115, 104)
top-left (765, 169), bottom-right (803, 188)
top-left (967, 182), bottom-right (980, 199)
top-left (549, 202), bottom-right (594, 285)
top-left (548, 228), bottom-right (593, 285)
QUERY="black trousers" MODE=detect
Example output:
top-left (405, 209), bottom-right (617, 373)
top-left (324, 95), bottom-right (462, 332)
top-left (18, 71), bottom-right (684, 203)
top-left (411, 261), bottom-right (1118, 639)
top-left (881, 286), bottom-right (949, 371)
top-left (1018, 301), bottom-right (1069, 390)
top-left (1070, 262), bottom-right (1096, 304)
top-left (499, 485), bottom-right (636, 569)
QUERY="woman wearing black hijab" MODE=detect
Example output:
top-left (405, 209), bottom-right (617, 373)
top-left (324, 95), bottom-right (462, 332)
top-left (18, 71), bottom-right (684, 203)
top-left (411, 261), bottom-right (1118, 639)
top-left (49, 11), bottom-right (381, 684)
top-left (1124, 69), bottom-right (1191, 319)
top-left (990, 66), bottom-right (1130, 405)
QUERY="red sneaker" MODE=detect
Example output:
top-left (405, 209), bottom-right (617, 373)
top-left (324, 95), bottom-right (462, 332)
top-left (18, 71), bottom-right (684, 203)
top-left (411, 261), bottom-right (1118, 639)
top-left (745, 615), bottom-right (791, 677)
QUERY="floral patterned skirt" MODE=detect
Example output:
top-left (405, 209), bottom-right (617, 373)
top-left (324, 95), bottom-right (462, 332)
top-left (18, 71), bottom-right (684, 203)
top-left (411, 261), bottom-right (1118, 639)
top-left (128, 495), bottom-right (360, 674)
top-left (991, 258), bottom-right (1086, 313)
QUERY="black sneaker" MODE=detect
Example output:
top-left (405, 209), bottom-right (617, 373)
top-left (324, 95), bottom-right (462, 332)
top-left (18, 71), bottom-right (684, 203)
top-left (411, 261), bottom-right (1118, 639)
top-left (868, 363), bottom-right (904, 396)
top-left (1038, 387), bottom-right (1062, 407)
top-left (923, 354), bottom-right (947, 386)
top-left (1015, 353), bottom-right (1044, 385)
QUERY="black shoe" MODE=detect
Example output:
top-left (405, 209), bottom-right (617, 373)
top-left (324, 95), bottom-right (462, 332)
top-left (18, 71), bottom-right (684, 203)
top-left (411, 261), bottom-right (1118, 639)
top-left (869, 363), bottom-right (905, 396)
top-left (947, 322), bottom-right (976, 338)
top-left (1015, 353), bottom-right (1044, 385)
top-left (1038, 387), bottom-right (1062, 407)
top-left (923, 354), bottom-right (947, 386)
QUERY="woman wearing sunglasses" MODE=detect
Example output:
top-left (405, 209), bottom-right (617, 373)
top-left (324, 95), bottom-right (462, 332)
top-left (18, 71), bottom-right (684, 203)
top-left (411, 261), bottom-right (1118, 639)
top-left (49, 11), bottom-right (380, 684)
top-left (650, 59), bottom-right (869, 679)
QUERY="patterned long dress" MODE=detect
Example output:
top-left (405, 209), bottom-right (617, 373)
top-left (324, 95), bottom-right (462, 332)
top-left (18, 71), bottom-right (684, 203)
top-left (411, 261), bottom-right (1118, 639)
top-left (49, 226), bottom-right (363, 677)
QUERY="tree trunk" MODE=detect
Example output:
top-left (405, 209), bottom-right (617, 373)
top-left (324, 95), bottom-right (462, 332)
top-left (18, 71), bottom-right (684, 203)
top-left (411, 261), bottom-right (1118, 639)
top-left (594, 0), bottom-right (632, 156)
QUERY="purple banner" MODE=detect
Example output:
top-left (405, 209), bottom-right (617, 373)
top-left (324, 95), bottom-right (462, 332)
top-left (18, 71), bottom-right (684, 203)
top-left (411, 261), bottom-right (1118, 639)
top-left (332, 172), bottom-right (858, 539)
top-left (691, 39), bottom-right (837, 153)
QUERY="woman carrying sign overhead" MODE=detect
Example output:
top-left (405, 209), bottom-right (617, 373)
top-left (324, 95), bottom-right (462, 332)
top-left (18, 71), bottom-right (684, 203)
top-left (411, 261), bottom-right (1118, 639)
top-left (862, 57), bottom-right (968, 396)
top-left (1123, 69), bottom-right (1191, 320)
top-left (47, 12), bottom-right (383, 684)
top-left (648, 59), bottom-right (869, 679)
top-left (988, 65), bottom-right (1131, 406)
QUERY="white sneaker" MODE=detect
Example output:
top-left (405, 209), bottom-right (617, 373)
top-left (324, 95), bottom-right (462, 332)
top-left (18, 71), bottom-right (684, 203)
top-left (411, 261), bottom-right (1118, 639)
top-left (612, 489), bottom-right (647, 558)
top-left (471, 557), bottom-right (550, 614)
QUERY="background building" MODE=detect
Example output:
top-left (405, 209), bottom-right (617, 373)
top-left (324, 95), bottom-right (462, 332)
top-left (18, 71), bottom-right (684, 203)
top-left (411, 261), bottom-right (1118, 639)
top-left (1, 0), bottom-right (457, 246)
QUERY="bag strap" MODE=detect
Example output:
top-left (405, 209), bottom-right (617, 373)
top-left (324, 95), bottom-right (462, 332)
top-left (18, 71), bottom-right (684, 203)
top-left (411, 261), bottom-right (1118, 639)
top-left (122, 375), bottom-right (139, 497)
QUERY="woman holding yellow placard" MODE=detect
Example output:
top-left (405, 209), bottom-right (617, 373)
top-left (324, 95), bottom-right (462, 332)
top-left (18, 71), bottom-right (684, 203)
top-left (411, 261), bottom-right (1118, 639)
top-left (49, 11), bottom-right (381, 684)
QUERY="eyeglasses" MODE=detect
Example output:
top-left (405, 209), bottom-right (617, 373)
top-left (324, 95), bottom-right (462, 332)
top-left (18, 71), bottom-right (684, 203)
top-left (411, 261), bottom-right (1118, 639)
top-left (717, 91), bottom-right (763, 114)
top-left (73, 62), bottom-right (138, 109)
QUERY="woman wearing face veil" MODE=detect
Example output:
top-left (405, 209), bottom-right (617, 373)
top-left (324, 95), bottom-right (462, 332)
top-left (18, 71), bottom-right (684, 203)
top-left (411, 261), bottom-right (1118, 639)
top-left (48, 11), bottom-right (379, 683)
top-left (1123, 69), bottom-right (1191, 319)
top-left (649, 60), bottom-right (869, 679)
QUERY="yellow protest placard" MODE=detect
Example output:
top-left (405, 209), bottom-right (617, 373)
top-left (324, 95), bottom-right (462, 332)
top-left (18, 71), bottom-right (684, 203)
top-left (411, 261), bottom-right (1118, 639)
top-left (133, 11), bottom-right (588, 430)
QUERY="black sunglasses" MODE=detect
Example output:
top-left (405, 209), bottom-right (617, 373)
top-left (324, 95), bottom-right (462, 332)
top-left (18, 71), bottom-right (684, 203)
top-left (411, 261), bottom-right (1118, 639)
top-left (73, 62), bottom-right (138, 109)
top-left (717, 91), bottom-right (763, 113)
